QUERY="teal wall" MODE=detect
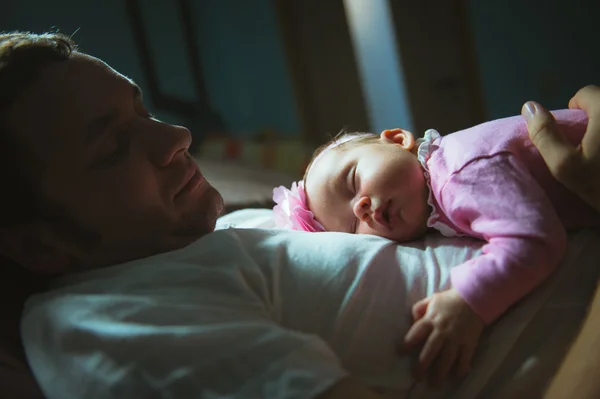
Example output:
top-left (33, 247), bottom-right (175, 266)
top-left (468, 0), bottom-right (600, 119)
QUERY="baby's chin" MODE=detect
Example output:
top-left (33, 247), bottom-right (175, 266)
top-left (389, 220), bottom-right (430, 242)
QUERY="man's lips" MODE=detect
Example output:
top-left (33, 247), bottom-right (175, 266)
top-left (175, 160), bottom-right (204, 199)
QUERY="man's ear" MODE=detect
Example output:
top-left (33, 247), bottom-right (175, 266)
top-left (0, 227), bottom-right (72, 274)
top-left (380, 128), bottom-right (415, 150)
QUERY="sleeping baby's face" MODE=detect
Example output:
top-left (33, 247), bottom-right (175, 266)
top-left (304, 130), bottom-right (431, 242)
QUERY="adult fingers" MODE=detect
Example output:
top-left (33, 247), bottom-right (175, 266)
top-left (522, 101), bottom-right (578, 184)
top-left (568, 85), bottom-right (600, 112)
top-left (569, 85), bottom-right (600, 160)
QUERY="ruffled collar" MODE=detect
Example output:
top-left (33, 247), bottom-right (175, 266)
top-left (416, 129), bottom-right (440, 165)
top-left (417, 129), bottom-right (460, 237)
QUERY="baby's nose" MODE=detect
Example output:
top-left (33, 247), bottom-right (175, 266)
top-left (353, 196), bottom-right (372, 222)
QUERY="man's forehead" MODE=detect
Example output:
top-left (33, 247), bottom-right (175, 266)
top-left (8, 52), bottom-right (132, 147)
top-left (38, 52), bottom-right (130, 101)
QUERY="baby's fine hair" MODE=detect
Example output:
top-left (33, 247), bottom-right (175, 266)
top-left (303, 130), bottom-right (379, 182)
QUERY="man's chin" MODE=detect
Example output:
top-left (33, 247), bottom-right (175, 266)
top-left (187, 185), bottom-right (224, 235)
top-left (215, 190), bottom-right (225, 218)
top-left (209, 186), bottom-right (225, 223)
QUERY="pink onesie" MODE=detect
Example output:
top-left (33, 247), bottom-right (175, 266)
top-left (419, 109), bottom-right (599, 324)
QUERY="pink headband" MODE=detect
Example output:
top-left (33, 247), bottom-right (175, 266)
top-left (272, 133), bottom-right (372, 232)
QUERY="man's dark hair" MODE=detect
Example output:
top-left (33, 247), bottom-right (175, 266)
top-left (0, 32), bottom-right (76, 227)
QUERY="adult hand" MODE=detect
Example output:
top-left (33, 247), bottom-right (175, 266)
top-left (524, 85), bottom-right (600, 398)
top-left (522, 85), bottom-right (600, 212)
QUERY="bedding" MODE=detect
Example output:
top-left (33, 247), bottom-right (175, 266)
top-left (6, 208), bottom-right (599, 399)
top-left (219, 209), bottom-right (600, 398)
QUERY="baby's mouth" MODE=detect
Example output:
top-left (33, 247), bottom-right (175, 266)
top-left (380, 200), bottom-right (393, 230)
top-left (383, 208), bottom-right (390, 224)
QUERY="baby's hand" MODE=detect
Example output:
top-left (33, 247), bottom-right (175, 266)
top-left (403, 288), bottom-right (484, 385)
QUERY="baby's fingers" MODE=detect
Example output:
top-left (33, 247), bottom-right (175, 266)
top-left (412, 297), bottom-right (431, 321)
top-left (455, 344), bottom-right (476, 378)
top-left (404, 319), bottom-right (433, 348)
top-left (415, 333), bottom-right (443, 380)
top-left (433, 343), bottom-right (459, 386)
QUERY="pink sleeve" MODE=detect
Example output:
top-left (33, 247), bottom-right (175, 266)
top-left (441, 153), bottom-right (567, 324)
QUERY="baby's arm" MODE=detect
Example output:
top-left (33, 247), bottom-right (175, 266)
top-left (404, 152), bottom-right (567, 383)
top-left (444, 153), bottom-right (567, 323)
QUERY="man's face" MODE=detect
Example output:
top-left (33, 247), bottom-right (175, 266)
top-left (7, 52), bottom-right (223, 269)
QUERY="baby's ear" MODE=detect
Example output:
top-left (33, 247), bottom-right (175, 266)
top-left (380, 128), bottom-right (415, 150)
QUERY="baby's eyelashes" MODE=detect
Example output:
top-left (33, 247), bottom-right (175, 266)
top-left (346, 165), bottom-right (357, 196)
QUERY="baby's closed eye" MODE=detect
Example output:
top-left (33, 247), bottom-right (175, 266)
top-left (346, 165), bottom-right (357, 196)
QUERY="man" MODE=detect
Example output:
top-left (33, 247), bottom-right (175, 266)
top-left (0, 33), bottom-right (223, 273)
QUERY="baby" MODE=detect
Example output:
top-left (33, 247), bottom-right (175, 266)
top-left (272, 109), bottom-right (600, 384)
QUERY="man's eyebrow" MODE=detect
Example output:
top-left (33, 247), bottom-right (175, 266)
top-left (86, 83), bottom-right (143, 142)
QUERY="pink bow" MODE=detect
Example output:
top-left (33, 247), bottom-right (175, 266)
top-left (272, 181), bottom-right (325, 232)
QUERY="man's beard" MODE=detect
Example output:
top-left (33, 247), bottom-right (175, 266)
top-left (38, 201), bottom-right (102, 254)
top-left (172, 184), bottom-right (224, 238)
top-left (36, 185), bottom-right (225, 270)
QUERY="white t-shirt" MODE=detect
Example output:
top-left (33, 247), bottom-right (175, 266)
top-left (21, 228), bottom-right (484, 399)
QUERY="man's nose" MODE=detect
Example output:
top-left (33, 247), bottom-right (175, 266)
top-left (144, 122), bottom-right (192, 167)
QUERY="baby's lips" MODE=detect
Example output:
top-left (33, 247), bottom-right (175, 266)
top-left (372, 208), bottom-right (386, 227)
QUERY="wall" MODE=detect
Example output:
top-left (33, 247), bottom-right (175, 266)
top-left (191, 0), bottom-right (300, 136)
top-left (387, 1), bottom-right (485, 135)
top-left (274, 0), bottom-right (370, 143)
top-left (2, 0), bottom-right (145, 89)
top-left (468, 0), bottom-right (600, 119)
top-left (1, 0), bottom-right (301, 138)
